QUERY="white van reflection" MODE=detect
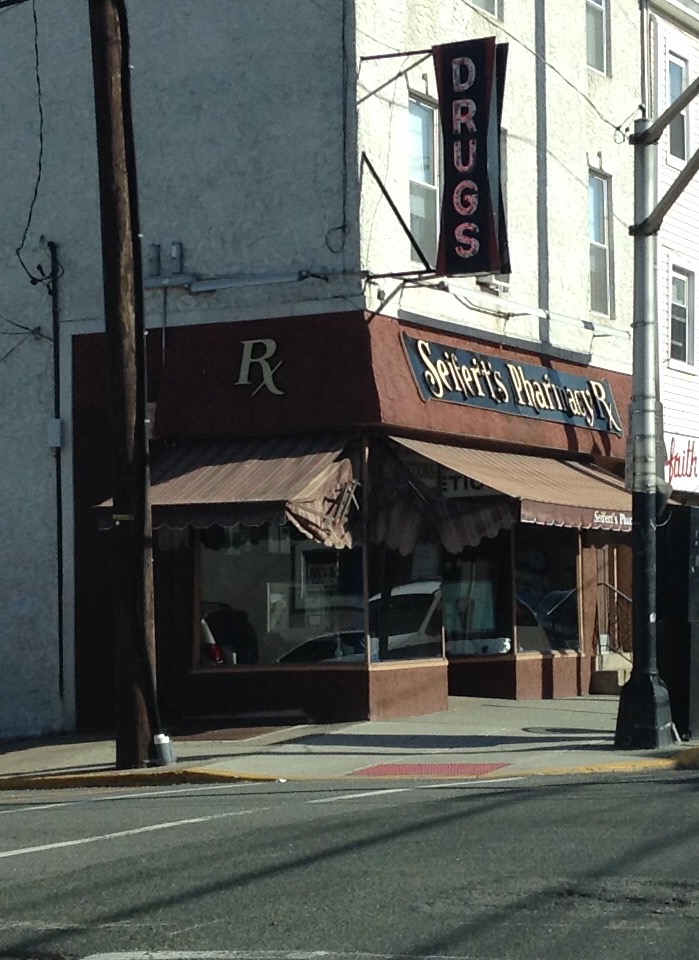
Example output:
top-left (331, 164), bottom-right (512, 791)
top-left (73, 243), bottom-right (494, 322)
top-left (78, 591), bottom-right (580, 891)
top-left (276, 580), bottom-right (518, 664)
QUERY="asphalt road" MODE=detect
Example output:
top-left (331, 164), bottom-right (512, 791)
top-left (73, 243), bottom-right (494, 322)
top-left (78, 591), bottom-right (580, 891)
top-left (0, 771), bottom-right (697, 960)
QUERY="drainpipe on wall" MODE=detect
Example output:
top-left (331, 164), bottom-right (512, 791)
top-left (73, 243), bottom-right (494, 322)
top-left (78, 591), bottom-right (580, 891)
top-left (48, 241), bottom-right (64, 703)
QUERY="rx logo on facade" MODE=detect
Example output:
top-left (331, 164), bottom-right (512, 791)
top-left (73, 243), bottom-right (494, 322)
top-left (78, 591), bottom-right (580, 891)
top-left (235, 338), bottom-right (284, 396)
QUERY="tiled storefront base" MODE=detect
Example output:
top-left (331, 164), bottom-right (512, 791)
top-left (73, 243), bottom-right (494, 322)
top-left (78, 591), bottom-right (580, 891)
top-left (182, 658), bottom-right (449, 724)
top-left (448, 652), bottom-right (592, 700)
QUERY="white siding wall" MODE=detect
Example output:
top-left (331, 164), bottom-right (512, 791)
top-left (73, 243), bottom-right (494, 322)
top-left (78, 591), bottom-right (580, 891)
top-left (654, 5), bottom-right (699, 493)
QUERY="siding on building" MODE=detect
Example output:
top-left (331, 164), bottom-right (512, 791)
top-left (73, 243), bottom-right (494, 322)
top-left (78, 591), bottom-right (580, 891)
top-left (654, 2), bottom-right (699, 493)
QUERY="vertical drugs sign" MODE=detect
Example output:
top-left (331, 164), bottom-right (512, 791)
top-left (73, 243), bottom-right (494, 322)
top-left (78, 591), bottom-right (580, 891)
top-left (433, 37), bottom-right (509, 277)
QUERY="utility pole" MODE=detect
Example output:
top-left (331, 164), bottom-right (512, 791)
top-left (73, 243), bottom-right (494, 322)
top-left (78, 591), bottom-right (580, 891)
top-left (615, 74), bottom-right (699, 749)
top-left (88, 0), bottom-right (173, 768)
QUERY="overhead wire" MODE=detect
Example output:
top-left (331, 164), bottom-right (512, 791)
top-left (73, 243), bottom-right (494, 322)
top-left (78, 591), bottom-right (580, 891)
top-left (0, 333), bottom-right (31, 366)
top-left (15, 0), bottom-right (48, 286)
top-left (456, 0), bottom-right (636, 139)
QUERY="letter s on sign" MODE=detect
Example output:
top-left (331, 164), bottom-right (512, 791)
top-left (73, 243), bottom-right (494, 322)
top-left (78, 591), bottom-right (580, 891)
top-left (455, 222), bottom-right (480, 259)
top-left (453, 180), bottom-right (478, 216)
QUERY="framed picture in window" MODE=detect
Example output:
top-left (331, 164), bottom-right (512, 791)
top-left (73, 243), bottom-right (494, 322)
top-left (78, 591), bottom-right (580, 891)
top-left (293, 542), bottom-right (340, 611)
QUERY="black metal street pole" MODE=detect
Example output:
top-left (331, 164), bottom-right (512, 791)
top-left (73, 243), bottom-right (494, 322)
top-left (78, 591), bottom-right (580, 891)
top-left (614, 116), bottom-right (673, 749)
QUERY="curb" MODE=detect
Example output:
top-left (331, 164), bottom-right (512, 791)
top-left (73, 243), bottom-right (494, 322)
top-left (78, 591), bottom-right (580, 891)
top-left (0, 750), bottom-right (695, 790)
top-left (0, 767), bottom-right (280, 791)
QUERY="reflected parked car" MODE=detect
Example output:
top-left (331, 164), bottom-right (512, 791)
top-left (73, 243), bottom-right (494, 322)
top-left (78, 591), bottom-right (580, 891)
top-left (277, 580), bottom-right (512, 663)
top-left (277, 580), bottom-right (443, 663)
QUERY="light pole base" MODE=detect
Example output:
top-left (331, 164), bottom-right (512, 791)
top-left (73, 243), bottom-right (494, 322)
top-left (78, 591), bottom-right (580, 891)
top-left (151, 733), bottom-right (177, 766)
top-left (614, 673), bottom-right (674, 749)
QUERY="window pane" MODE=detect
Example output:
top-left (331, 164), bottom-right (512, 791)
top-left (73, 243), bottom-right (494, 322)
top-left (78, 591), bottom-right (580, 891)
top-left (671, 313), bottom-right (688, 362)
top-left (672, 274), bottom-right (687, 307)
top-left (473, 0), bottom-right (497, 13)
top-left (670, 115), bottom-right (687, 159)
top-left (671, 270), bottom-right (693, 363)
top-left (410, 181), bottom-right (438, 262)
top-left (589, 176), bottom-right (606, 244)
top-left (669, 59), bottom-right (686, 101)
top-left (590, 244), bottom-right (610, 314)
top-left (669, 59), bottom-right (688, 159)
top-left (586, 1), bottom-right (606, 72)
top-left (409, 100), bottom-right (435, 185)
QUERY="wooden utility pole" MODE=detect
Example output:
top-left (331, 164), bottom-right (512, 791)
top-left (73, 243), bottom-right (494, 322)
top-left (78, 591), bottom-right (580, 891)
top-left (88, 0), bottom-right (159, 768)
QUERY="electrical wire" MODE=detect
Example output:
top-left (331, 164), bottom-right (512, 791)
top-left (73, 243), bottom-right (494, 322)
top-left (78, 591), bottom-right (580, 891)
top-left (303, 0), bottom-right (406, 53)
top-left (457, 0), bottom-right (635, 139)
top-left (325, 0), bottom-right (350, 253)
top-left (0, 307), bottom-right (52, 341)
top-left (0, 333), bottom-right (31, 365)
top-left (15, 0), bottom-right (47, 286)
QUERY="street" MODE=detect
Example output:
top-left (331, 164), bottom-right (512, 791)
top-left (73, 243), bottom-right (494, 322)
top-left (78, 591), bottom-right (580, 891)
top-left (0, 772), bottom-right (698, 960)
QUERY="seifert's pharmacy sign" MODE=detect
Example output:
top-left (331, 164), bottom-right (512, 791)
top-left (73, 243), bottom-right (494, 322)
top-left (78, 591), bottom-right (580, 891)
top-left (403, 334), bottom-right (623, 435)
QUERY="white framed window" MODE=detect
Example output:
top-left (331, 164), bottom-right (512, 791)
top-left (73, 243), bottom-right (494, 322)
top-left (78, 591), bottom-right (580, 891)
top-left (472, 0), bottom-right (502, 17)
top-left (670, 266), bottom-right (694, 365)
top-left (668, 54), bottom-right (689, 162)
top-left (586, 0), bottom-right (609, 75)
top-left (589, 172), bottom-right (612, 315)
top-left (409, 97), bottom-right (439, 266)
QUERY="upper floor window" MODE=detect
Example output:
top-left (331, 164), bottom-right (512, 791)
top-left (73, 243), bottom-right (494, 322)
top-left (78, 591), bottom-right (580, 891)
top-left (409, 97), bottom-right (438, 266)
top-left (668, 54), bottom-right (689, 161)
top-left (586, 0), bottom-right (609, 74)
top-left (670, 267), bottom-right (694, 364)
top-left (472, 0), bottom-right (502, 16)
top-left (589, 172), bottom-right (612, 315)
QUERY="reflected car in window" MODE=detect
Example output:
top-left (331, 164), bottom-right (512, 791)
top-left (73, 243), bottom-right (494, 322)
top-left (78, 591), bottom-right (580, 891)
top-left (277, 580), bottom-right (443, 664)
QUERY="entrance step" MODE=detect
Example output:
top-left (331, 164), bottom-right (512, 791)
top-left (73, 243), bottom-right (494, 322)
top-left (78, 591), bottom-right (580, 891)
top-left (590, 668), bottom-right (631, 695)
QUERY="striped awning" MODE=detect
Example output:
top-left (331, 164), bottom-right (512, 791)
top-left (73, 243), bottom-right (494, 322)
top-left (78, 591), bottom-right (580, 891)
top-left (390, 437), bottom-right (632, 533)
top-left (100, 435), bottom-right (357, 547)
top-left (369, 443), bottom-right (517, 555)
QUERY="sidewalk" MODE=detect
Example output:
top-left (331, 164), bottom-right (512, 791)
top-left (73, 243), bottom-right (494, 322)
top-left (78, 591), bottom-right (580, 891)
top-left (0, 696), bottom-right (697, 790)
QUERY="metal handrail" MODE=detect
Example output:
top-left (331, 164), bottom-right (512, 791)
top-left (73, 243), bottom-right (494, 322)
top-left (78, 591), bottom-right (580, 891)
top-left (597, 581), bottom-right (632, 605)
top-left (596, 580), bottom-right (633, 657)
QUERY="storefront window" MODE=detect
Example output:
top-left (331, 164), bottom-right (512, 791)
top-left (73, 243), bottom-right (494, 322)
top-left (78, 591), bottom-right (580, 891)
top-left (197, 524), bottom-right (363, 668)
top-left (515, 527), bottom-right (579, 651)
top-left (442, 534), bottom-right (512, 656)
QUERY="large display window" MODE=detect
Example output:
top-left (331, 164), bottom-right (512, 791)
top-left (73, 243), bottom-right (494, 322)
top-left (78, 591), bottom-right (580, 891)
top-left (195, 524), bottom-right (363, 669)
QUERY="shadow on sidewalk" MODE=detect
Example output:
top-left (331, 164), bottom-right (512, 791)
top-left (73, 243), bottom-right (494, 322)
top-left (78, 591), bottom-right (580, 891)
top-left (264, 731), bottom-right (613, 750)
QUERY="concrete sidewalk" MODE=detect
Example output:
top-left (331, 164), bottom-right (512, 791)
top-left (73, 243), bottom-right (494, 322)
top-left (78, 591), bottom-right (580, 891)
top-left (0, 696), bottom-right (697, 790)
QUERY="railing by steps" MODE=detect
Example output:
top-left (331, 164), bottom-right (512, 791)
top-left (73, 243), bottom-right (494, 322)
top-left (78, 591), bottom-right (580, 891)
top-left (596, 581), bottom-right (633, 660)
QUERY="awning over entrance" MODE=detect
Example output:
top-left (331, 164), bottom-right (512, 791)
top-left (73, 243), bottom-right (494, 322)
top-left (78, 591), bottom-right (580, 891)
top-left (103, 435), bottom-right (357, 548)
top-left (391, 437), bottom-right (632, 533)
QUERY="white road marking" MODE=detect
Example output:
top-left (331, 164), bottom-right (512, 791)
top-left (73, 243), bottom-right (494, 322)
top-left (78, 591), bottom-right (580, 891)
top-left (307, 788), bottom-right (411, 804)
top-left (0, 806), bottom-right (265, 860)
top-left (0, 800), bottom-right (74, 815)
top-left (306, 778), bottom-right (524, 804)
top-left (415, 777), bottom-right (523, 789)
top-left (0, 782), bottom-right (253, 816)
top-left (80, 952), bottom-right (485, 960)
